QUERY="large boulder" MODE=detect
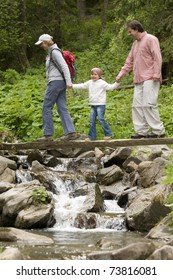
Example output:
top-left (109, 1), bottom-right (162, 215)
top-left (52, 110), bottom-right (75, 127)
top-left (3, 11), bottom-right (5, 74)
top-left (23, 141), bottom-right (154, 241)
top-left (148, 245), bottom-right (173, 260)
top-left (27, 149), bottom-right (45, 165)
top-left (104, 147), bottom-right (132, 167)
top-left (74, 213), bottom-right (97, 229)
top-left (125, 183), bottom-right (173, 231)
top-left (131, 145), bottom-right (171, 161)
top-left (0, 182), bottom-right (14, 194)
top-left (0, 167), bottom-right (16, 183)
top-left (0, 227), bottom-right (54, 244)
top-left (82, 183), bottom-right (105, 212)
top-left (0, 248), bottom-right (23, 260)
top-left (73, 184), bottom-right (105, 229)
top-left (146, 215), bottom-right (173, 241)
top-left (111, 242), bottom-right (155, 260)
top-left (137, 157), bottom-right (167, 188)
top-left (97, 165), bottom-right (123, 185)
top-left (15, 203), bottom-right (55, 229)
top-left (0, 155), bottom-right (17, 170)
top-left (88, 242), bottom-right (155, 260)
top-left (0, 180), bottom-right (55, 229)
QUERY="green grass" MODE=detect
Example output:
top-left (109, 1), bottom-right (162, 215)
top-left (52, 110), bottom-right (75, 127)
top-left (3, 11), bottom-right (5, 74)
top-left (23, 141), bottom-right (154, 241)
top-left (0, 65), bottom-right (172, 142)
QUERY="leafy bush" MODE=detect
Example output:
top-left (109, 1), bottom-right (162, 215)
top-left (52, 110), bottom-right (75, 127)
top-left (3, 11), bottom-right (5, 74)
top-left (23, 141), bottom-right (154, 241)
top-left (2, 69), bottom-right (20, 84)
top-left (31, 187), bottom-right (49, 204)
top-left (0, 67), bottom-right (46, 141)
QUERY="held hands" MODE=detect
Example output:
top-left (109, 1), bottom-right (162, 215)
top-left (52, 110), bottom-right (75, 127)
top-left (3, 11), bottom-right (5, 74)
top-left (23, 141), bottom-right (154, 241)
top-left (114, 81), bottom-right (120, 89)
top-left (115, 76), bottom-right (121, 83)
top-left (153, 78), bottom-right (160, 82)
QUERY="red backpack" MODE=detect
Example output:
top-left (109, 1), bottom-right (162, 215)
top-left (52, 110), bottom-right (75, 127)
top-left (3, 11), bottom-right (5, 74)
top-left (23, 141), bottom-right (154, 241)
top-left (50, 48), bottom-right (76, 81)
top-left (63, 50), bottom-right (76, 80)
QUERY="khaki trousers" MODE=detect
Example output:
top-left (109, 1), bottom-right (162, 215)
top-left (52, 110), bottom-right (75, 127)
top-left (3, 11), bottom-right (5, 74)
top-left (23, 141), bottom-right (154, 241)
top-left (132, 80), bottom-right (165, 135)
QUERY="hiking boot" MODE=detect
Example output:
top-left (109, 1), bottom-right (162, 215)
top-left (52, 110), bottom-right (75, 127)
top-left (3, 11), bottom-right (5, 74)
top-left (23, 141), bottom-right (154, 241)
top-left (78, 134), bottom-right (88, 140)
top-left (131, 134), bottom-right (147, 139)
top-left (59, 132), bottom-right (80, 141)
top-left (104, 136), bottom-right (112, 140)
top-left (35, 135), bottom-right (53, 142)
top-left (85, 137), bottom-right (92, 141)
top-left (147, 132), bottom-right (165, 138)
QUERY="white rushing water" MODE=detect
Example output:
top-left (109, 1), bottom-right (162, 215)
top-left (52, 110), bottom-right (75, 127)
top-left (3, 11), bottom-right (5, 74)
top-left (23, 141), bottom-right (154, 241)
top-left (11, 156), bottom-right (147, 260)
top-left (51, 176), bottom-right (126, 231)
top-left (15, 156), bottom-right (126, 232)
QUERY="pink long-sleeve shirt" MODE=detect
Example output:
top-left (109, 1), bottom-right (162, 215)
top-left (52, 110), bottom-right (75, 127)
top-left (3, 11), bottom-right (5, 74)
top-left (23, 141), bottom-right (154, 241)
top-left (116, 32), bottom-right (162, 84)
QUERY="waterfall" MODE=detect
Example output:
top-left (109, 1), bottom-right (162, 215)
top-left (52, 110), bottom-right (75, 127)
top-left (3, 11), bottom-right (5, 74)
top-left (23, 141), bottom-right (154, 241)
top-left (15, 156), bottom-right (127, 232)
top-left (51, 177), bottom-right (126, 231)
top-left (16, 169), bottom-right (33, 183)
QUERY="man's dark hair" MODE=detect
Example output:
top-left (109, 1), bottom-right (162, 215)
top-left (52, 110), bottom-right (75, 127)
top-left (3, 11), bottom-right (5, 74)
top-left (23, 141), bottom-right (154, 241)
top-left (127, 20), bottom-right (144, 32)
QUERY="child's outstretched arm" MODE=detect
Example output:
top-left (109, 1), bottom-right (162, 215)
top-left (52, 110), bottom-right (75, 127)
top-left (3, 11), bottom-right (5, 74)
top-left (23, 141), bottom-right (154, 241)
top-left (104, 81), bottom-right (120, 91)
top-left (72, 81), bottom-right (90, 90)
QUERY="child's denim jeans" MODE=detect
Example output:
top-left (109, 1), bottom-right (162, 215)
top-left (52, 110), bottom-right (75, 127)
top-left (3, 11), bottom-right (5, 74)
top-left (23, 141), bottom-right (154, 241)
top-left (88, 105), bottom-right (112, 140)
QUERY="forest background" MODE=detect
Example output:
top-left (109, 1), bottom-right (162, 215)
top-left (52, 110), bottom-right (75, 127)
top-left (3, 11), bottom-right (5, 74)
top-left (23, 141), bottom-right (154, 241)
top-left (0, 0), bottom-right (173, 142)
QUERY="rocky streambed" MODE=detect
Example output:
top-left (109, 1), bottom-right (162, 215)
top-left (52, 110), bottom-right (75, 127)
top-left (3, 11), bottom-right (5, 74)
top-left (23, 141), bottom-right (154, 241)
top-left (0, 143), bottom-right (173, 260)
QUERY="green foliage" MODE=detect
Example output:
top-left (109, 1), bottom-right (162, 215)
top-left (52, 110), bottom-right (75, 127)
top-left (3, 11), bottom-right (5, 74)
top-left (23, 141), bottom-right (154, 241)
top-left (0, 1), bottom-right (20, 52)
top-left (62, 16), bottom-right (102, 51)
top-left (0, 0), bottom-right (173, 76)
top-left (165, 194), bottom-right (173, 208)
top-left (163, 154), bottom-right (173, 229)
top-left (159, 86), bottom-right (173, 137)
top-left (0, 67), bottom-right (46, 141)
top-left (164, 196), bottom-right (173, 229)
top-left (163, 154), bottom-right (173, 185)
top-left (31, 187), bottom-right (48, 204)
top-left (0, 49), bottom-right (173, 142)
top-left (2, 69), bottom-right (20, 84)
top-left (0, 13), bottom-right (172, 142)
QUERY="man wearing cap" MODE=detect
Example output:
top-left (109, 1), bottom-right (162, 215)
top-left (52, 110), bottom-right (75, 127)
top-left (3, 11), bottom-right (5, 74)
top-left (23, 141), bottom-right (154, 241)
top-left (35, 34), bottom-right (79, 141)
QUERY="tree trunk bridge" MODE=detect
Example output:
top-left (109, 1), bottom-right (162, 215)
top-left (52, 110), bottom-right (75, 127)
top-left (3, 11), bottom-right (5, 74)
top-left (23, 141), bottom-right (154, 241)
top-left (0, 138), bottom-right (173, 151)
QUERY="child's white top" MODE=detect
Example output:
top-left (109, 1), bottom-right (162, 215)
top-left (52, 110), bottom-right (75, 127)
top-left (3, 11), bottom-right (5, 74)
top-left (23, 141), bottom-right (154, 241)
top-left (73, 79), bottom-right (119, 105)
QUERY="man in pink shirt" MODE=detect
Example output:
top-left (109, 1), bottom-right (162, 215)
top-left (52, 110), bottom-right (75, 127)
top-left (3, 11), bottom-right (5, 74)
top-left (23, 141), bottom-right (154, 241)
top-left (116, 20), bottom-right (165, 139)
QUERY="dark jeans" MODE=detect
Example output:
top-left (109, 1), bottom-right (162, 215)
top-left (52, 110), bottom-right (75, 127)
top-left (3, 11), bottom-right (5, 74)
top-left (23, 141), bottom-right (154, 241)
top-left (42, 80), bottom-right (75, 136)
top-left (88, 105), bottom-right (112, 140)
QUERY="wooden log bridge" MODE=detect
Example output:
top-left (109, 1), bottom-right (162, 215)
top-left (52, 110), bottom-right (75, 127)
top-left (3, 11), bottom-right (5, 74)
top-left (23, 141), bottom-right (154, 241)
top-left (0, 137), bottom-right (173, 151)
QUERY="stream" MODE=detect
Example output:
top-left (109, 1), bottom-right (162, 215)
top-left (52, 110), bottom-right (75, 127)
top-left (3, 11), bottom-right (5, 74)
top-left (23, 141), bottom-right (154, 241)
top-left (10, 156), bottom-right (146, 260)
top-left (14, 159), bottom-right (144, 260)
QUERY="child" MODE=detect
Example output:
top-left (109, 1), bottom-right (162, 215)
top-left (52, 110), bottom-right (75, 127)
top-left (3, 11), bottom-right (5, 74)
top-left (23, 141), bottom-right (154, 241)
top-left (72, 67), bottom-right (119, 140)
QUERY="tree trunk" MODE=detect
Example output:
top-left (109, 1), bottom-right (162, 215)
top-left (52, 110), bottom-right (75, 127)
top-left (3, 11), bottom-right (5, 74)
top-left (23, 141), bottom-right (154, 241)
top-left (101, 0), bottom-right (109, 29)
top-left (77, 0), bottom-right (86, 18)
top-left (52, 0), bottom-right (63, 46)
top-left (1, 137), bottom-right (173, 151)
top-left (17, 47), bottom-right (30, 71)
top-left (18, 0), bottom-right (30, 70)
